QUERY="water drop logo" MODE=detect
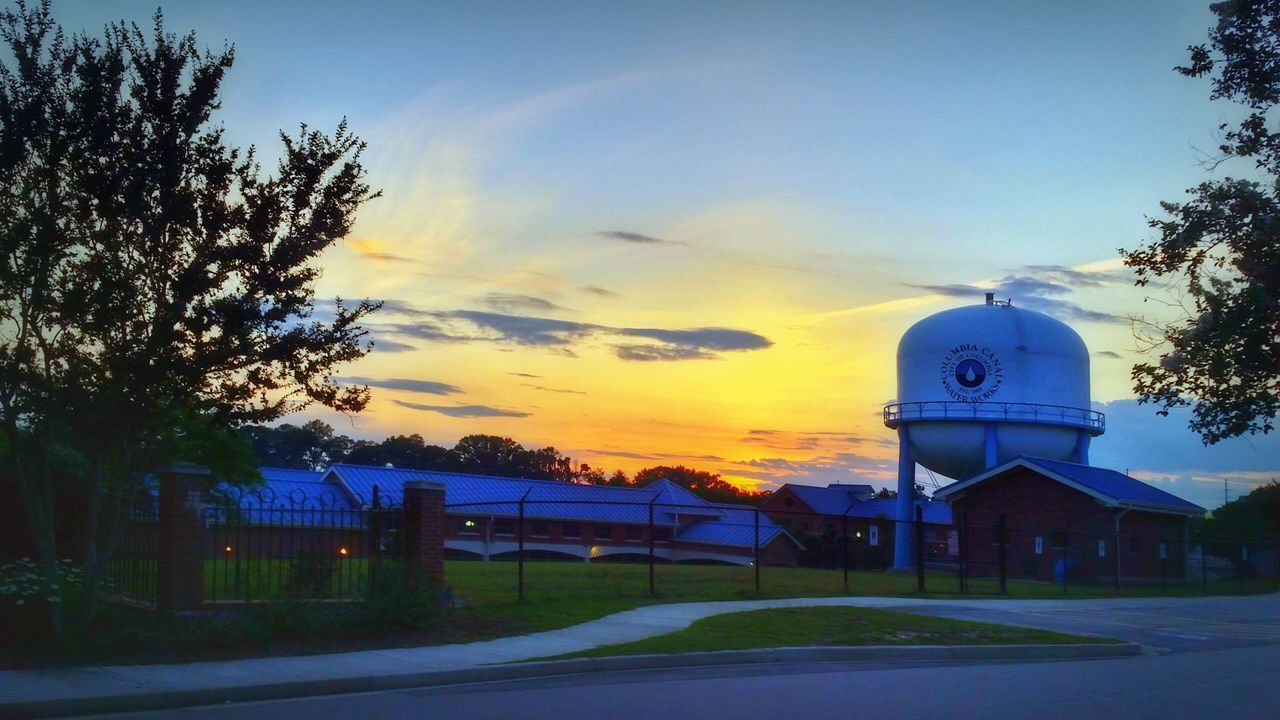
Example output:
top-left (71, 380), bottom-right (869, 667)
top-left (954, 359), bottom-right (986, 389)
top-left (940, 344), bottom-right (1003, 401)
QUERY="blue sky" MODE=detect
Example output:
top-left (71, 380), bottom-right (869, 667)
top-left (55, 0), bottom-right (1280, 510)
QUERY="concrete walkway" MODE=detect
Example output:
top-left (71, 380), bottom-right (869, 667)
top-left (1, 594), bottom-right (1274, 717)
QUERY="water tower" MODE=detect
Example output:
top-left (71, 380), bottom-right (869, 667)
top-left (882, 294), bottom-right (1105, 569)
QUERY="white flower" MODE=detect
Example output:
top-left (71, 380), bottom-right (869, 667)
top-left (15, 599), bottom-right (23, 606)
top-left (48, 596), bottom-right (61, 603)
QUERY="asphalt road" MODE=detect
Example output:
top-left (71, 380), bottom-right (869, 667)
top-left (82, 645), bottom-right (1280, 720)
top-left (888, 593), bottom-right (1280, 654)
top-left (77, 594), bottom-right (1280, 720)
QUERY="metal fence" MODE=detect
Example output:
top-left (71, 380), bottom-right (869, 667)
top-left (439, 498), bottom-right (1280, 601)
top-left (103, 502), bottom-right (160, 607)
top-left (203, 486), bottom-right (404, 603)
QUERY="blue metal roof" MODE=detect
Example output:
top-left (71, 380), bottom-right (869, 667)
top-left (1021, 457), bottom-right (1205, 514)
top-left (785, 484), bottom-right (864, 515)
top-left (677, 504), bottom-right (801, 549)
top-left (843, 498), bottom-right (953, 524)
top-left (321, 464), bottom-right (725, 526)
top-left (778, 484), bottom-right (952, 524)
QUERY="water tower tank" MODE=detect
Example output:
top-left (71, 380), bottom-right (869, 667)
top-left (882, 294), bottom-right (1105, 569)
top-left (884, 296), bottom-right (1104, 480)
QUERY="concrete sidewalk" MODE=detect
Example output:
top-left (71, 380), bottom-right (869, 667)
top-left (1, 594), bottom-right (1258, 718)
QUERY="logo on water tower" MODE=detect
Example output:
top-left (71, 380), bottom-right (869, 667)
top-left (940, 344), bottom-right (1004, 401)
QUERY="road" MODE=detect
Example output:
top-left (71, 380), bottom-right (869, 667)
top-left (80, 646), bottom-right (1280, 720)
top-left (78, 594), bottom-right (1280, 720)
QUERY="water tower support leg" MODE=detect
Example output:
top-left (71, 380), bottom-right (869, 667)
top-left (1074, 431), bottom-right (1090, 465)
top-left (983, 423), bottom-right (998, 470)
top-left (893, 426), bottom-right (915, 571)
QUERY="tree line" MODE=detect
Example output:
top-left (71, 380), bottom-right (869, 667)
top-left (242, 420), bottom-right (770, 504)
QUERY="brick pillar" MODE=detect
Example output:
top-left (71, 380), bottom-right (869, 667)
top-left (156, 462), bottom-right (212, 611)
top-left (404, 480), bottom-right (446, 587)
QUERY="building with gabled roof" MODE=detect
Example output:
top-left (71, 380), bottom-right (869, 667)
top-left (240, 463), bottom-right (801, 566)
top-left (759, 482), bottom-right (954, 567)
top-left (932, 456), bottom-right (1205, 582)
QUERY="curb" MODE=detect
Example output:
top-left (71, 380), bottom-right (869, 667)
top-left (1, 643), bottom-right (1139, 719)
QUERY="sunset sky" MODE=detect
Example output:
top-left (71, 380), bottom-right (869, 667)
top-left (63, 1), bottom-right (1280, 510)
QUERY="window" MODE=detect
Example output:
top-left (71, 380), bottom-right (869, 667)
top-left (653, 527), bottom-right (672, 543)
top-left (625, 526), bottom-right (642, 542)
top-left (1051, 531), bottom-right (1068, 549)
top-left (563, 523), bottom-right (582, 539)
top-left (594, 525), bottom-right (613, 541)
top-left (530, 521), bottom-right (548, 537)
top-left (1129, 536), bottom-right (1140, 554)
top-left (494, 519), bottom-right (515, 536)
top-left (459, 518), bottom-right (481, 535)
top-left (868, 525), bottom-right (879, 547)
top-left (783, 496), bottom-right (794, 508)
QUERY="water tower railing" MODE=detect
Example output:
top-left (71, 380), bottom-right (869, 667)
top-left (883, 401), bottom-right (1104, 434)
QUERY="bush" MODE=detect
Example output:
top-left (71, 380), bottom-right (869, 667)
top-left (0, 558), bottom-right (83, 647)
top-left (285, 550), bottom-right (336, 597)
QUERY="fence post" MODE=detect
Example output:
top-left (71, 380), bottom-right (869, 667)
top-left (1239, 543), bottom-right (1246, 592)
top-left (753, 507), bottom-right (761, 593)
top-left (156, 462), bottom-right (212, 611)
top-left (1269, 538), bottom-right (1280, 589)
top-left (959, 512), bottom-right (968, 594)
top-left (1201, 543), bottom-right (1207, 595)
top-left (997, 514), bottom-right (1007, 595)
top-left (403, 480), bottom-right (446, 589)
top-left (1113, 532), bottom-right (1121, 597)
top-left (1061, 532), bottom-right (1069, 594)
top-left (648, 497), bottom-right (657, 597)
top-left (841, 511), bottom-right (849, 595)
top-left (517, 492), bottom-right (527, 602)
top-left (914, 505), bottom-right (925, 593)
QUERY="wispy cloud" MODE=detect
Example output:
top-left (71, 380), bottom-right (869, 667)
top-left (595, 230), bottom-right (680, 245)
top-left (1093, 350), bottom-right (1122, 359)
top-left (481, 293), bottom-right (569, 314)
top-left (391, 399), bottom-right (531, 418)
top-left (912, 266), bottom-right (1125, 323)
top-left (335, 376), bottom-right (462, 395)
top-left (508, 372), bottom-right (541, 378)
top-left (370, 338), bottom-right (418, 353)
top-left (369, 301), bottom-right (773, 361)
top-left (521, 383), bottom-right (587, 395)
top-left (588, 449), bottom-right (656, 460)
top-left (580, 285), bottom-right (620, 298)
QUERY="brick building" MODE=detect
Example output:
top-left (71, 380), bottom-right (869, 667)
top-left (231, 464), bottom-right (802, 567)
top-left (759, 482), bottom-right (954, 567)
top-left (932, 457), bottom-right (1205, 583)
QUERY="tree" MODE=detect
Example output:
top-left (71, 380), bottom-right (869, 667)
top-left (1123, 0), bottom-right (1280, 444)
top-left (871, 484), bottom-right (928, 500)
top-left (343, 433), bottom-right (452, 470)
top-left (632, 464), bottom-right (768, 504)
top-left (241, 420), bottom-right (354, 470)
top-left (1200, 480), bottom-right (1280, 540)
top-left (0, 2), bottom-right (378, 636)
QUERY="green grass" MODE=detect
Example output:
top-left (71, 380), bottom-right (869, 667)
top-left (441, 560), bottom-right (1278, 640)
top-left (542, 606), bottom-right (1113, 659)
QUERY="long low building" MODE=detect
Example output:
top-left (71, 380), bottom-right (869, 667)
top-left (231, 464), bottom-right (802, 567)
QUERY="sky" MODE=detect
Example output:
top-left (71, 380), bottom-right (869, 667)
top-left (56, 0), bottom-right (1280, 511)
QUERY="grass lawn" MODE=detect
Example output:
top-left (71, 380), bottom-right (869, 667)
top-left (542, 606), bottom-right (1115, 660)
top-left (7, 559), bottom-right (1268, 669)
top-left (443, 559), bottom-right (1278, 639)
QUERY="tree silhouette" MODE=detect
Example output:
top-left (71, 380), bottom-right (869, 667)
top-left (0, 2), bottom-right (378, 636)
top-left (1124, 0), bottom-right (1280, 443)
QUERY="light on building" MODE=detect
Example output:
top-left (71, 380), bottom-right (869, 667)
top-left (464, 520), bottom-right (477, 528)
top-left (339, 546), bottom-right (349, 556)
top-left (224, 545), bottom-right (232, 553)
